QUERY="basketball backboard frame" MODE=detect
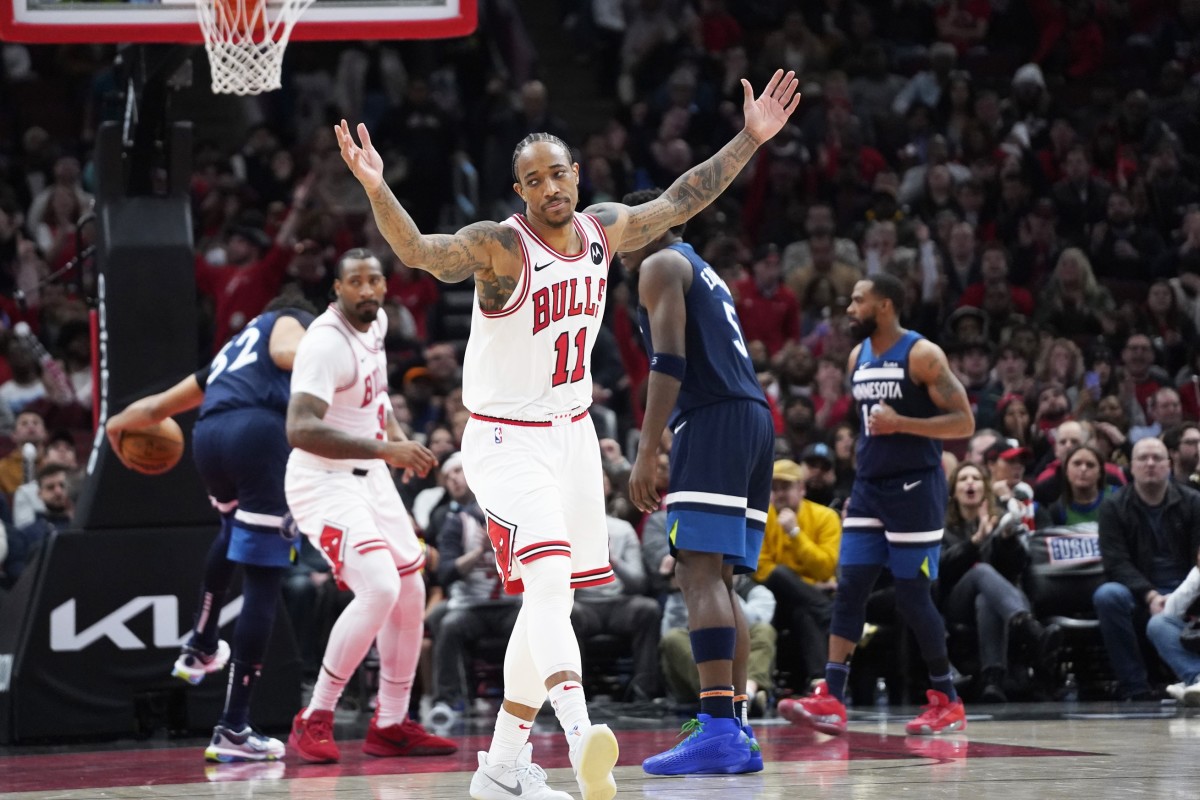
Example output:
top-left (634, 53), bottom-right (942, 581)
top-left (0, 0), bottom-right (476, 44)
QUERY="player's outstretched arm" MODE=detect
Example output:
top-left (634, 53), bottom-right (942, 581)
top-left (334, 120), bottom-right (520, 288)
top-left (870, 340), bottom-right (975, 439)
top-left (104, 374), bottom-right (205, 458)
top-left (589, 69), bottom-right (801, 252)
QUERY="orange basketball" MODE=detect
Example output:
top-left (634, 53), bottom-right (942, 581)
top-left (118, 418), bottom-right (185, 475)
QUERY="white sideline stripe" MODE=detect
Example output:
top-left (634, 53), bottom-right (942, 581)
top-left (664, 491), bottom-right (747, 509)
top-left (235, 510), bottom-right (285, 527)
top-left (746, 508), bottom-right (768, 523)
top-left (843, 517), bottom-right (885, 529)
top-left (886, 529), bottom-right (944, 543)
top-left (854, 367), bottom-right (905, 381)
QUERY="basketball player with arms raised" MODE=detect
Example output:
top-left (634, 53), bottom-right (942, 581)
top-left (105, 297), bottom-right (317, 762)
top-left (621, 188), bottom-right (775, 776)
top-left (284, 250), bottom-right (456, 763)
top-left (779, 273), bottom-right (975, 736)
top-left (336, 69), bottom-right (800, 800)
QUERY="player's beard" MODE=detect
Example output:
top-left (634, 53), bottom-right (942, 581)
top-left (354, 302), bottom-right (379, 324)
top-left (848, 314), bottom-right (877, 341)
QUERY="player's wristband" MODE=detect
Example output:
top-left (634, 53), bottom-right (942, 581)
top-left (649, 352), bottom-right (686, 381)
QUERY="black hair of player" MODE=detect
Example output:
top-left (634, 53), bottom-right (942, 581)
top-left (264, 296), bottom-right (320, 316)
top-left (621, 188), bottom-right (686, 238)
top-left (866, 272), bottom-right (907, 317)
top-left (511, 133), bottom-right (573, 183)
top-left (335, 247), bottom-right (381, 280)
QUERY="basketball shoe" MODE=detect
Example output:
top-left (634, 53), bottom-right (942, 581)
top-left (204, 724), bottom-right (285, 762)
top-left (363, 715), bottom-right (458, 757)
top-left (567, 723), bottom-right (619, 800)
top-left (736, 724), bottom-right (763, 773)
top-left (641, 714), bottom-right (751, 775)
top-left (905, 690), bottom-right (967, 735)
top-left (777, 681), bottom-right (847, 735)
top-left (470, 743), bottom-right (573, 800)
top-left (288, 708), bottom-right (340, 763)
top-left (172, 639), bottom-right (230, 685)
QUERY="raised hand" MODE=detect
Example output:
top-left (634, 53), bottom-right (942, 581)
top-left (334, 120), bottom-right (385, 192)
top-left (741, 69), bottom-right (803, 145)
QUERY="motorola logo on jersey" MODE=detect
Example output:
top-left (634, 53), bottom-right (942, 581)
top-left (360, 365), bottom-right (387, 408)
top-left (531, 276), bottom-right (606, 335)
top-left (590, 242), bottom-right (604, 264)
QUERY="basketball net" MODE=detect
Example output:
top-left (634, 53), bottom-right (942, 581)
top-left (195, 0), bottom-right (316, 95)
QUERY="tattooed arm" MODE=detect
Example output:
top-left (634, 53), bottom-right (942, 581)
top-left (334, 120), bottom-right (522, 302)
top-left (586, 69), bottom-right (802, 251)
top-left (868, 339), bottom-right (975, 439)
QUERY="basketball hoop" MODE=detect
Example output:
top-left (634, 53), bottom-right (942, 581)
top-left (195, 0), bottom-right (316, 95)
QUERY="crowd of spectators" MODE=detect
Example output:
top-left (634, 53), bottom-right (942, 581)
top-left (2, 0), bottom-right (1200, 709)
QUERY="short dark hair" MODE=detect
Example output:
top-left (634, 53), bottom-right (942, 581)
top-left (1162, 424), bottom-right (1200, 453)
top-left (621, 187), bottom-right (686, 237)
top-left (865, 272), bottom-right (907, 316)
top-left (265, 295), bottom-right (320, 316)
top-left (511, 133), bottom-right (572, 183)
top-left (37, 463), bottom-right (69, 485)
top-left (335, 248), bottom-right (380, 279)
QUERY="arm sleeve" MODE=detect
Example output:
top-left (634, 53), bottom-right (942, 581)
top-left (289, 327), bottom-right (353, 405)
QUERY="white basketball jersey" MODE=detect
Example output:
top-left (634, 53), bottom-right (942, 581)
top-left (288, 305), bottom-right (390, 472)
top-left (462, 213), bottom-right (611, 422)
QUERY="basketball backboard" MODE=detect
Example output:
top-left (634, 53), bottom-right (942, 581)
top-left (0, 0), bottom-right (476, 44)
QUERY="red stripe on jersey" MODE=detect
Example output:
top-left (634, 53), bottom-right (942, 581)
top-left (470, 410), bottom-right (589, 427)
top-left (357, 544), bottom-right (390, 556)
top-left (398, 553), bottom-right (426, 576)
top-left (572, 574), bottom-right (617, 589)
top-left (353, 538), bottom-right (387, 552)
top-left (516, 540), bottom-right (572, 558)
top-left (571, 566), bottom-right (614, 580)
top-left (512, 214), bottom-right (589, 262)
top-left (480, 227), bottom-right (531, 319)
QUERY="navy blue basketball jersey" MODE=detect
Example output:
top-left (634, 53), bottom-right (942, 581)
top-left (199, 309), bottom-right (314, 420)
top-left (637, 242), bottom-right (766, 418)
top-left (852, 330), bottom-right (942, 478)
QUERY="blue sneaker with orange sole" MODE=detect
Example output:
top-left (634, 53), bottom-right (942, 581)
top-left (642, 714), bottom-right (751, 776)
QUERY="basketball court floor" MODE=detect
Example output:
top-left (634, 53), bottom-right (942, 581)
top-left (2, 700), bottom-right (1198, 799)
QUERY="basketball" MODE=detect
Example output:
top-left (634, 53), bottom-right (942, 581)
top-left (117, 418), bottom-right (186, 475)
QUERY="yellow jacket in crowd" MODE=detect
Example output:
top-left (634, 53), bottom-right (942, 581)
top-left (754, 499), bottom-right (841, 585)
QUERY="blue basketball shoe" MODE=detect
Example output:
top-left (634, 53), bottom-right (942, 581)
top-left (642, 714), bottom-right (751, 776)
top-left (736, 723), bottom-right (763, 773)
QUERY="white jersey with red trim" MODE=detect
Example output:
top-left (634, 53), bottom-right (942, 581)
top-left (461, 212), bottom-right (611, 422)
top-left (288, 304), bottom-right (390, 473)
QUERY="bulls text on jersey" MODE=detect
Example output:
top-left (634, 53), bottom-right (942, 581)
top-left (531, 276), bottom-right (606, 335)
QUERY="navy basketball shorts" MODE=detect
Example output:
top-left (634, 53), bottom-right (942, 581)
top-left (841, 465), bottom-right (946, 580)
top-left (665, 399), bottom-right (775, 573)
top-left (193, 407), bottom-right (295, 568)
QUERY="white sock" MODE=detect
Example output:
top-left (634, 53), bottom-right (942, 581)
top-left (548, 680), bottom-right (590, 753)
top-left (305, 665), bottom-right (349, 715)
top-left (375, 675), bottom-right (414, 728)
top-left (487, 707), bottom-right (534, 766)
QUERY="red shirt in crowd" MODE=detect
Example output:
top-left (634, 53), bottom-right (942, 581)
top-left (195, 245), bottom-right (292, 352)
top-left (733, 276), bottom-right (799, 356)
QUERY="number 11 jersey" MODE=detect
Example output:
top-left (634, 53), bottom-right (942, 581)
top-left (461, 212), bottom-right (610, 423)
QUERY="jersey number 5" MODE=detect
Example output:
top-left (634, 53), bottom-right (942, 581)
top-left (551, 327), bottom-right (587, 386)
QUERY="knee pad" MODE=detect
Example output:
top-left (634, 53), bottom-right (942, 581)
top-left (519, 556), bottom-right (581, 680)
